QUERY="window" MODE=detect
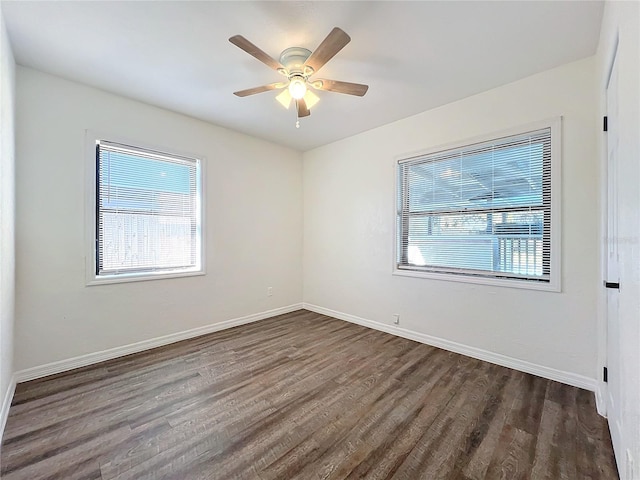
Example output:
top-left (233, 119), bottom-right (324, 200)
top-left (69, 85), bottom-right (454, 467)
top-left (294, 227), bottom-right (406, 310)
top-left (92, 139), bottom-right (203, 283)
top-left (396, 120), bottom-right (560, 290)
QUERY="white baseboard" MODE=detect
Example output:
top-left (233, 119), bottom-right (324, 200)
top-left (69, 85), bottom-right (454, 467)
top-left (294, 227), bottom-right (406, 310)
top-left (12, 301), bottom-right (597, 394)
top-left (303, 303), bottom-right (597, 392)
top-left (596, 383), bottom-right (607, 417)
top-left (1, 374), bottom-right (17, 441)
top-left (15, 303), bottom-right (303, 383)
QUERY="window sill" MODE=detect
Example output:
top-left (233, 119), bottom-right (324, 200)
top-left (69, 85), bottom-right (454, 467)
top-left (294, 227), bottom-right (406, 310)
top-left (392, 268), bottom-right (560, 292)
top-left (86, 268), bottom-right (205, 286)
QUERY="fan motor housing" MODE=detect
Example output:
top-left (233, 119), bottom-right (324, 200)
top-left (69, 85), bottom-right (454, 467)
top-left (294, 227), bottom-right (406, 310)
top-left (279, 47), bottom-right (312, 75)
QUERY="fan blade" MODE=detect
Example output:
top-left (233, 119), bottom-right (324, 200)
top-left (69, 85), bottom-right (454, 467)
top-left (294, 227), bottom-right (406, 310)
top-left (313, 79), bottom-right (368, 96)
top-left (305, 27), bottom-right (350, 74)
top-left (297, 98), bottom-right (310, 117)
top-left (229, 35), bottom-right (285, 72)
top-left (234, 82), bottom-right (286, 97)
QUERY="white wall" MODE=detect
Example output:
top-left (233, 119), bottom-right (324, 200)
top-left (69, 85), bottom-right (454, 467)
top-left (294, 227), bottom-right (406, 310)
top-left (304, 57), bottom-right (598, 383)
top-left (596, 1), bottom-right (640, 478)
top-left (0, 8), bottom-right (16, 430)
top-left (14, 67), bottom-right (303, 371)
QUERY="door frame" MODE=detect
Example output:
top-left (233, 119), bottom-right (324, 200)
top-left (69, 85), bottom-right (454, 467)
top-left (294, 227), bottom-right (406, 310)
top-left (597, 33), bottom-right (619, 417)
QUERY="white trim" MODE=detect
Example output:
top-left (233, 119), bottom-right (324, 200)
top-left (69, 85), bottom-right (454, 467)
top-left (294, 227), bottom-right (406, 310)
top-left (1, 374), bottom-right (17, 440)
top-left (11, 301), bottom-right (596, 394)
top-left (604, 31), bottom-right (620, 90)
top-left (395, 118), bottom-right (559, 164)
top-left (548, 116), bottom-right (562, 292)
top-left (596, 37), bottom-right (620, 421)
top-left (86, 268), bottom-right (205, 286)
top-left (392, 117), bottom-right (562, 293)
top-left (84, 129), bottom-right (207, 286)
top-left (303, 303), bottom-right (596, 392)
top-left (15, 304), bottom-right (303, 383)
top-left (596, 384), bottom-right (607, 417)
top-left (392, 269), bottom-right (558, 292)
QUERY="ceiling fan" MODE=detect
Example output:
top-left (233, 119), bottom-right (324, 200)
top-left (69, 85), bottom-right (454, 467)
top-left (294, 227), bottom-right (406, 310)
top-left (229, 27), bottom-right (369, 122)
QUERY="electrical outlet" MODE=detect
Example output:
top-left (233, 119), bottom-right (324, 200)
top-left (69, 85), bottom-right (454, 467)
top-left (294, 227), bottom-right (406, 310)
top-left (267, 286), bottom-right (273, 297)
top-left (392, 314), bottom-right (400, 325)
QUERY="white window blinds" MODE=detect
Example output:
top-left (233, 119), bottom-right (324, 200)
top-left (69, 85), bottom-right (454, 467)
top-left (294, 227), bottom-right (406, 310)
top-left (397, 127), bottom-right (552, 282)
top-left (96, 141), bottom-right (202, 277)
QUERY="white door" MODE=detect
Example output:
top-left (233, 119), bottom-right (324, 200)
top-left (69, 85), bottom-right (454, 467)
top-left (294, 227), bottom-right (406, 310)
top-left (605, 48), bottom-right (623, 461)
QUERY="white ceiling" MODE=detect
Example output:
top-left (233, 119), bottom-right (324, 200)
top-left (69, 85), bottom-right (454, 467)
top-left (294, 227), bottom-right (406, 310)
top-left (2, 1), bottom-right (603, 151)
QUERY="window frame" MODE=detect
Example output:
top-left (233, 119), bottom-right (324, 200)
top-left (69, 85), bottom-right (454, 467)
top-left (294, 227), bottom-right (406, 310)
top-left (85, 131), bottom-right (206, 286)
top-left (393, 118), bottom-right (561, 292)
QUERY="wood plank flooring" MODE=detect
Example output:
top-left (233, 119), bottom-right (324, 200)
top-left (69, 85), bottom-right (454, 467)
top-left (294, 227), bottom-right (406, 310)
top-left (1, 310), bottom-right (618, 480)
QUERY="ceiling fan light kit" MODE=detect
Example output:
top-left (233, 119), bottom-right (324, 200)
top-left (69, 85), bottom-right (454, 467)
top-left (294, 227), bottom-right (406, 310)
top-left (288, 76), bottom-right (307, 100)
top-left (229, 27), bottom-right (369, 127)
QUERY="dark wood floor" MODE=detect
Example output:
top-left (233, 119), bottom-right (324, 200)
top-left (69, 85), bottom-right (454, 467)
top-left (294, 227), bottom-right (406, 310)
top-left (1, 310), bottom-right (618, 480)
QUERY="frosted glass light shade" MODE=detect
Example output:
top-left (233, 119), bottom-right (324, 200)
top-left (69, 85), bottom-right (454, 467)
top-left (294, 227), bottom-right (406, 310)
top-left (288, 76), bottom-right (307, 100)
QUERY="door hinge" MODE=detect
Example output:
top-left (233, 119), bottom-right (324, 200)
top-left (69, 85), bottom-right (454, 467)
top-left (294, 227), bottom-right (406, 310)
top-left (604, 281), bottom-right (620, 290)
top-left (603, 116), bottom-right (608, 132)
top-left (603, 366), bottom-right (608, 383)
